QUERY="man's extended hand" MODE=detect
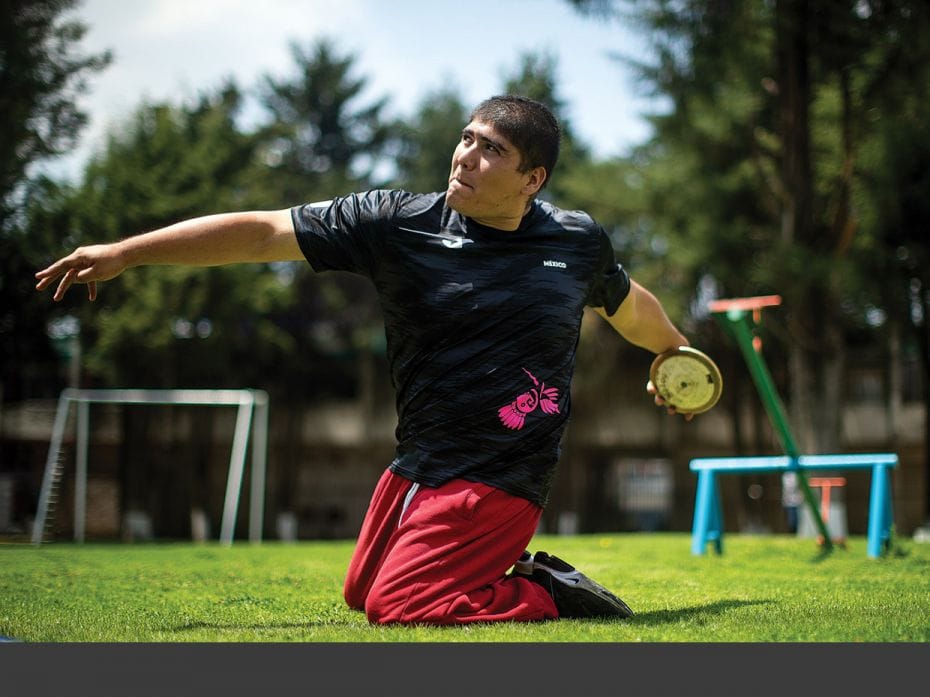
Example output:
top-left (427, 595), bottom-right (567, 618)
top-left (35, 244), bottom-right (127, 302)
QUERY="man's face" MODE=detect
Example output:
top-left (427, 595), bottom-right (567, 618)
top-left (445, 120), bottom-right (545, 229)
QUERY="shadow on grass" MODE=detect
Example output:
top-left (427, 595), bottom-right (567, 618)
top-left (806, 544), bottom-right (910, 563)
top-left (630, 598), bottom-right (773, 625)
top-left (170, 599), bottom-right (774, 634)
top-left (168, 621), bottom-right (362, 637)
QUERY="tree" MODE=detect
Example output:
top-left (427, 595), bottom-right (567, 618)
top-left (851, 1), bottom-right (930, 521)
top-left (247, 38), bottom-right (405, 405)
top-left (0, 0), bottom-right (110, 402)
top-left (500, 50), bottom-right (593, 208)
top-left (29, 84), bottom-right (296, 393)
top-left (255, 38), bottom-right (392, 207)
top-left (391, 86), bottom-right (468, 194)
top-left (20, 37), bottom-right (403, 404)
top-left (0, 0), bottom-right (110, 226)
top-left (570, 0), bottom-right (930, 458)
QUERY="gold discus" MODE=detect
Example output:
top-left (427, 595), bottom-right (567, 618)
top-left (649, 346), bottom-right (723, 414)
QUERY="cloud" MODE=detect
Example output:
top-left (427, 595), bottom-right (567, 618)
top-left (49, 0), bottom-right (656, 182)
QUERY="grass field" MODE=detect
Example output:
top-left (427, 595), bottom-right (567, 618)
top-left (1, 532), bottom-right (928, 642)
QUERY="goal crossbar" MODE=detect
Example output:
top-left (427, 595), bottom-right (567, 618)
top-left (32, 388), bottom-right (269, 546)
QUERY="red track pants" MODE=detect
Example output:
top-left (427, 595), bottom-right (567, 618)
top-left (343, 468), bottom-right (558, 625)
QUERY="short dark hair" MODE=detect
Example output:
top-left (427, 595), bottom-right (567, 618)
top-left (469, 95), bottom-right (561, 187)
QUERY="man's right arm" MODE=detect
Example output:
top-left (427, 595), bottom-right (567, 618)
top-left (35, 209), bottom-right (300, 301)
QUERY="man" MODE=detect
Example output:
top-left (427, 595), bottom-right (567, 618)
top-left (36, 95), bottom-right (696, 625)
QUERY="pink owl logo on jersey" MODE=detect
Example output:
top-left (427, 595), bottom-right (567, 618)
top-left (498, 368), bottom-right (561, 430)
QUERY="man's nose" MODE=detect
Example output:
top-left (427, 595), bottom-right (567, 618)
top-left (457, 141), bottom-right (478, 169)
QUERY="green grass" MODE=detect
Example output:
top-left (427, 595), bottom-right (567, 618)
top-left (1, 533), bottom-right (928, 642)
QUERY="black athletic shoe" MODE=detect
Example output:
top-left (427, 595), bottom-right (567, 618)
top-left (511, 550), bottom-right (535, 576)
top-left (514, 550), bottom-right (634, 619)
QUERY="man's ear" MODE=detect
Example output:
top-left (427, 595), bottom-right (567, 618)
top-left (522, 166), bottom-right (547, 196)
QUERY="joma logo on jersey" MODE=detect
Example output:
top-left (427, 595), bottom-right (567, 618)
top-left (543, 260), bottom-right (567, 269)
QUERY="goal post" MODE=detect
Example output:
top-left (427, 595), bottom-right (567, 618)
top-left (31, 388), bottom-right (269, 546)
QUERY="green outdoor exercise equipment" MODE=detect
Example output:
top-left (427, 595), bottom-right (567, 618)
top-left (689, 295), bottom-right (897, 558)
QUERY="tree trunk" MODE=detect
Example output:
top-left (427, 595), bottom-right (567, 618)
top-left (776, 0), bottom-right (812, 247)
top-left (886, 320), bottom-right (902, 446)
top-left (921, 284), bottom-right (930, 522)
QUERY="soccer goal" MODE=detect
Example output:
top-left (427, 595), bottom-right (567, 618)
top-left (31, 388), bottom-right (269, 546)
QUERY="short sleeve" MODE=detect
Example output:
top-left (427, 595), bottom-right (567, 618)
top-left (290, 190), bottom-right (396, 278)
top-left (585, 228), bottom-right (631, 314)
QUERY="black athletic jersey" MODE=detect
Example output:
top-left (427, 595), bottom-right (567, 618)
top-left (291, 190), bottom-right (631, 506)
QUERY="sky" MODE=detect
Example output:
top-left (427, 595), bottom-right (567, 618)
top-left (56, 0), bottom-right (662, 181)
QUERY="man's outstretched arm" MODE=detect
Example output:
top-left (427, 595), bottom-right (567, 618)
top-left (35, 209), bottom-right (300, 301)
top-left (594, 279), bottom-right (688, 354)
top-left (594, 279), bottom-right (693, 417)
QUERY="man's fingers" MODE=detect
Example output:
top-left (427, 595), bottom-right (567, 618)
top-left (36, 257), bottom-right (77, 291)
top-left (36, 251), bottom-right (104, 301)
top-left (647, 379), bottom-right (693, 420)
top-left (53, 268), bottom-right (78, 301)
top-left (36, 256), bottom-right (73, 282)
top-left (35, 267), bottom-right (60, 290)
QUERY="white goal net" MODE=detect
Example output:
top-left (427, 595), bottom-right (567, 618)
top-left (32, 388), bottom-right (269, 546)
